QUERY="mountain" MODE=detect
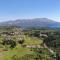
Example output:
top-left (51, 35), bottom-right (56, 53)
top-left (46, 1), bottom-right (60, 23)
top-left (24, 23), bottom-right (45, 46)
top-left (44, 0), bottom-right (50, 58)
top-left (0, 18), bottom-right (60, 28)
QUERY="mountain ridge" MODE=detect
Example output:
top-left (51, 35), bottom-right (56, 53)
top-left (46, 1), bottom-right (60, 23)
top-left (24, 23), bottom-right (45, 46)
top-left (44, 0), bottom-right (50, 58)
top-left (0, 18), bottom-right (60, 28)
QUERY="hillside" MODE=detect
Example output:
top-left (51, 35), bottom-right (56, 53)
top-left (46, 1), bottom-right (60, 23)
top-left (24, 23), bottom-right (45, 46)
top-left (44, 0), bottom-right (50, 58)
top-left (0, 18), bottom-right (60, 28)
top-left (0, 27), bottom-right (55, 60)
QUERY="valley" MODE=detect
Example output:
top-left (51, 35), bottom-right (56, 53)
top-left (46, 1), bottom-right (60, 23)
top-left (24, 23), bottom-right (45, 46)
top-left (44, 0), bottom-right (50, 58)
top-left (0, 26), bottom-right (60, 60)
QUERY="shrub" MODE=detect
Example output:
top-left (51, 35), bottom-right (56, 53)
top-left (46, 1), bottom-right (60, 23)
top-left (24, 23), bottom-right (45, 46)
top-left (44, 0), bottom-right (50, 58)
top-left (2, 39), bottom-right (16, 48)
top-left (18, 39), bottom-right (24, 44)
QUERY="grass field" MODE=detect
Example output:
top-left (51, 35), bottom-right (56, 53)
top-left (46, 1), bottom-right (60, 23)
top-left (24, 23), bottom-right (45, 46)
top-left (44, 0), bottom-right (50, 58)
top-left (0, 35), bottom-right (43, 60)
top-left (0, 44), bottom-right (34, 60)
top-left (24, 36), bottom-right (43, 45)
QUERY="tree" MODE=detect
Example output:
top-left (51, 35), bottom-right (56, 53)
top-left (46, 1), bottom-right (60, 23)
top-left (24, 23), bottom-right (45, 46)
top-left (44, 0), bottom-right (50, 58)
top-left (56, 53), bottom-right (60, 60)
top-left (2, 39), bottom-right (16, 48)
top-left (18, 39), bottom-right (24, 44)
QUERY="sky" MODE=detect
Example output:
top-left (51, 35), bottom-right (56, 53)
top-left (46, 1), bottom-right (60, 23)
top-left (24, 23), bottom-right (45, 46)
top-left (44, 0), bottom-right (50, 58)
top-left (0, 0), bottom-right (60, 22)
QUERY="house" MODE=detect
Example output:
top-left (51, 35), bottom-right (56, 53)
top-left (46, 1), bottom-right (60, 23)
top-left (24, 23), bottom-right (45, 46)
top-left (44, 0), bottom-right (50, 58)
top-left (39, 32), bottom-right (48, 37)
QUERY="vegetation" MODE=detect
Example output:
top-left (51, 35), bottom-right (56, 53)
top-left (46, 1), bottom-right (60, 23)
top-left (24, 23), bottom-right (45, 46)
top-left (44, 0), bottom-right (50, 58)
top-left (0, 27), bottom-right (60, 60)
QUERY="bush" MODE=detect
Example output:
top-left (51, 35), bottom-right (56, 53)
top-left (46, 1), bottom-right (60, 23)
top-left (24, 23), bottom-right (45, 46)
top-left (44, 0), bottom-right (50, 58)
top-left (2, 39), bottom-right (16, 48)
top-left (10, 40), bottom-right (16, 48)
top-left (18, 39), bottom-right (24, 44)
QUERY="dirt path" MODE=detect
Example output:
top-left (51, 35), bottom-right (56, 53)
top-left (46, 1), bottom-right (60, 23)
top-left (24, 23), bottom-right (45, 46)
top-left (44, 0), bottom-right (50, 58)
top-left (0, 52), bottom-right (4, 58)
top-left (44, 43), bottom-right (55, 54)
top-left (0, 51), bottom-right (6, 59)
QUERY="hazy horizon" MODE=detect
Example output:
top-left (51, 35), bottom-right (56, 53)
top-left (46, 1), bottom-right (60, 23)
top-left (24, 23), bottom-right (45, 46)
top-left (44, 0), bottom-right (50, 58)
top-left (0, 18), bottom-right (60, 23)
top-left (0, 0), bottom-right (60, 22)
